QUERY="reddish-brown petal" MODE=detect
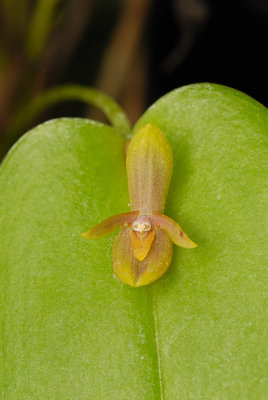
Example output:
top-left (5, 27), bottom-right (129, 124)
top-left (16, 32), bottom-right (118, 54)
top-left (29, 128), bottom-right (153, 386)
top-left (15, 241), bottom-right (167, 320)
top-left (152, 211), bottom-right (197, 248)
top-left (112, 227), bottom-right (173, 287)
top-left (126, 123), bottom-right (173, 213)
top-left (81, 211), bottom-right (139, 239)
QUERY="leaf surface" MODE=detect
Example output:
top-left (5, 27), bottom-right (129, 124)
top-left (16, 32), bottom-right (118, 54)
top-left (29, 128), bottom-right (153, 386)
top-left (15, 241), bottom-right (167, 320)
top-left (0, 84), bottom-right (268, 399)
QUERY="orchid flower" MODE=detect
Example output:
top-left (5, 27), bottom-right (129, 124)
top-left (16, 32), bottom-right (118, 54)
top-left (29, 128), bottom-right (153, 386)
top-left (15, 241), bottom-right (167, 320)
top-left (82, 123), bottom-right (197, 287)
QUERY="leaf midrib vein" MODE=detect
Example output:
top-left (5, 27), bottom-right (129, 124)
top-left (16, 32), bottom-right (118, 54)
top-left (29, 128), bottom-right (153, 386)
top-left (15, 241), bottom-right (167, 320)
top-left (150, 285), bottom-right (164, 400)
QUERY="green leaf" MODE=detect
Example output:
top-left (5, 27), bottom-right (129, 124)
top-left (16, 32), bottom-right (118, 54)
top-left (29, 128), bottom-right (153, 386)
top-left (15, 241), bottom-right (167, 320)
top-left (1, 84), bottom-right (268, 399)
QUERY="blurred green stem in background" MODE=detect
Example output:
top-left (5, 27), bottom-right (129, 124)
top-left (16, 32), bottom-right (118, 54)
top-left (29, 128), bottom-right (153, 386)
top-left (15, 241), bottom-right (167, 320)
top-left (26, 0), bottom-right (62, 60)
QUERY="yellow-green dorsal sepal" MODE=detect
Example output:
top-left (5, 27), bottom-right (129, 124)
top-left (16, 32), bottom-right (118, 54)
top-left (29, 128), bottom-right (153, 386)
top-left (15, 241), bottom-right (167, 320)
top-left (126, 122), bottom-right (173, 213)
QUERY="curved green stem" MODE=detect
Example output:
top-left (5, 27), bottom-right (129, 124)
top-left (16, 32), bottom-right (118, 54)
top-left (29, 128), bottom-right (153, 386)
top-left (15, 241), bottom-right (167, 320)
top-left (7, 84), bottom-right (132, 144)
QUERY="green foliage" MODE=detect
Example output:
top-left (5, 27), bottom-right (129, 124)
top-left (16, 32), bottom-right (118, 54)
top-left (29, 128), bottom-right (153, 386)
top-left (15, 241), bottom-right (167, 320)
top-left (0, 84), bottom-right (267, 399)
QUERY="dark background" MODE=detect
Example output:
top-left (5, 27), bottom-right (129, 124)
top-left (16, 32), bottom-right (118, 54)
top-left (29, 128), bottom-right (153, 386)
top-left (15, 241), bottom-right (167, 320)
top-left (0, 0), bottom-right (267, 157)
top-left (149, 0), bottom-right (267, 105)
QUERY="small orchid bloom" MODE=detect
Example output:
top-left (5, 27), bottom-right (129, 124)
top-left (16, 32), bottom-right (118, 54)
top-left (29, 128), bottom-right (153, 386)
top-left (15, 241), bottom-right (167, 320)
top-left (82, 123), bottom-right (197, 287)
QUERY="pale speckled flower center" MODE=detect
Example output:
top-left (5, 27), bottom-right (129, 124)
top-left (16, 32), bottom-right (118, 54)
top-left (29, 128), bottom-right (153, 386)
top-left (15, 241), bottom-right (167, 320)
top-left (132, 216), bottom-right (152, 233)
